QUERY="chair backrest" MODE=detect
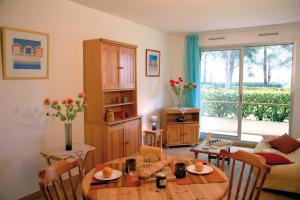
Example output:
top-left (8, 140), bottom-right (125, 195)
top-left (219, 150), bottom-right (270, 200)
top-left (38, 158), bottom-right (84, 200)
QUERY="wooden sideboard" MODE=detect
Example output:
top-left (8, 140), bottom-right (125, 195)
top-left (162, 108), bottom-right (200, 147)
top-left (83, 39), bottom-right (141, 168)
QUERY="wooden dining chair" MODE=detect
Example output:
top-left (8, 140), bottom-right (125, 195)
top-left (218, 150), bottom-right (270, 200)
top-left (38, 158), bottom-right (84, 200)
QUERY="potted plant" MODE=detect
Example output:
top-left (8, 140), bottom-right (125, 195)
top-left (169, 77), bottom-right (197, 114)
top-left (43, 92), bottom-right (86, 150)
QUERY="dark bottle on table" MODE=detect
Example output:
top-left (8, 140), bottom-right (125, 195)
top-left (125, 158), bottom-right (136, 173)
top-left (156, 172), bottom-right (167, 188)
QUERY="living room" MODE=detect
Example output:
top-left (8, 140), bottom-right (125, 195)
top-left (1, 0), bottom-right (300, 199)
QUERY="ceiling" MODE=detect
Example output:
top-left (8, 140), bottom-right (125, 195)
top-left (71, 0), bottom-right (300, 33)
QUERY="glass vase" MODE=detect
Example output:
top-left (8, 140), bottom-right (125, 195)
top-left (177, 97), bottom-right (187, 114)
top-left (64, 123), bottom-right (72, 151)
top-left (177, 97), bottom-right (182, 110)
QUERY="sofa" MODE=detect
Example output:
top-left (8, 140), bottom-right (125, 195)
top-left (254, 137), bottom-right (300, 194)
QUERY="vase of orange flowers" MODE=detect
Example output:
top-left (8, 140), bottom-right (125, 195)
top-left (169, 77), bottom-right (197, 114)
top-left (43, 92), bottom-right (86, 151)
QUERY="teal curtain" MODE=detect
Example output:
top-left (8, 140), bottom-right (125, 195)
top-left (184, 35), bottom-right (200, 107)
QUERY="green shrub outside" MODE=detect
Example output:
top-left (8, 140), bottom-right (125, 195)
top-left (201, 86), bottom-right (290, 122)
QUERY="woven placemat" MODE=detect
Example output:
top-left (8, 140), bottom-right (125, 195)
top-left (139, 162), bottom-right (176, 183)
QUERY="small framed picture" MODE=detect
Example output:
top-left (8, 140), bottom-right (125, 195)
top-left (145, 49), bottom-right (160, 77)
top-left (1, 27), bottom-right (49, 79)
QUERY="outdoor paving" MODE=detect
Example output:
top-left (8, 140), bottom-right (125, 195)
top-left (200, 116), bottom-right (289, 142)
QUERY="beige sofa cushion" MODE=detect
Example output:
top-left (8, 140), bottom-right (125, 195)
top-left (255, 139), bottom-right (300, 194)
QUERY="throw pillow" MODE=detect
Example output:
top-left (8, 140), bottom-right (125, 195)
top-left (255, 152), bottom-right (294, 165)
top-left (262, 135), bottom-right (280, 143)
top-left (269, 134), bottom-right (300, 154)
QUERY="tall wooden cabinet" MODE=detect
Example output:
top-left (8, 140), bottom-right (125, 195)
top-left (162, 108), bottom-right (200, 147)
top-left (83, 39), bottom-right (141, 169)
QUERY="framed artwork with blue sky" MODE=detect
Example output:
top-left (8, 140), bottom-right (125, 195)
top-left (145, 49), bottom-right (160, 77)
top-left (1, 27), bottom-right (49, 79)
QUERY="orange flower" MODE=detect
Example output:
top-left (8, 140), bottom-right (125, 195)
top-left (78, 92), bottom-right (85, 98)
top-left (66, 98), bottom-right (74, 105)
top-left (43, 98), bottom-right (50, 106)
top-left (62, 99), bottom-right (67, 105)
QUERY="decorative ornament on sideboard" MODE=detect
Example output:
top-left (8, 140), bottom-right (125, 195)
top-left (169, 77), bottom-right (197, 115)
top-left (43, 92), bottom-right (86, 151)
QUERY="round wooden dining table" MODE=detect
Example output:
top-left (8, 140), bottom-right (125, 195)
top-left (82, 154), bottom-right (228, 200)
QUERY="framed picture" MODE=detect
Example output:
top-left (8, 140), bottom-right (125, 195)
top-left (1, 27), bottom-right (49, 79)
top-left (145, 49), bottom-right (160, 77)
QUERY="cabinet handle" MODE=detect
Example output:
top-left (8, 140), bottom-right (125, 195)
top-left (118, 66), bottom-right (124, 69)
top-left (124, 141), bottom-right (129, 145)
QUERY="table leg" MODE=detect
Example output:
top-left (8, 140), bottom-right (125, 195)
top-left (44, 157), bottom-right (51, 165)
top-left (160, 133), bottom-right (162, 148)
top-left (145, 134), bottom-right (148, 145)
top-left (217, 154), bottom-right (220, 168)
top-left (208, 153), bottom-right (211, 163)
top-left (151, 135), bottom-right (154, 146)
top-left (193, 152), bottom-right (199, 159)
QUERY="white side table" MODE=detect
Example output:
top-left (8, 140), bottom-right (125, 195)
top-left (40, 143), bottom-right (96, 171)
top-left (144, 129), bottom-right (163, 147)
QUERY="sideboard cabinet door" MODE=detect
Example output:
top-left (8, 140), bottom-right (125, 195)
top-left (101, 43), bottom-right (120, 90)
top-left (107, 123), bottom-right (126, 160)
top-left (119, 47), bottom-right (136, 89)
top-left (125, 119), bottom-right (141, 156)
top-left (166, 124), bottom-right (183, 145)
top-left (183, 124), bottom-right (199, 144)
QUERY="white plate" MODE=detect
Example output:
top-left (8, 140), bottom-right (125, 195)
top-left (187, 164), bottom-right (214, 175)
top-left (94, 169), bottom-right (122, 180)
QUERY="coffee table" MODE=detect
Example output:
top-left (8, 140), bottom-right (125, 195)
top-left (190, 139), bottom-right (233, 164)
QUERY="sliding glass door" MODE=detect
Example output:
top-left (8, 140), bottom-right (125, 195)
top-left (200, 44), bottom-right (293, 142)
top-left (241, 44), bottom-right (293, 142)
top-left (200, 49), bottom-right (240, 138)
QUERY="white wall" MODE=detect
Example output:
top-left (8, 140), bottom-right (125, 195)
top-left (0, 0), bottom-right (173, 199)
top-left (171, 23), bottom-right (300, 138)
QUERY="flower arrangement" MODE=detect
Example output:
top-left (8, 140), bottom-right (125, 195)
top-left (43, 92), bottom-right (86, 151)
top-left (169, 77), bottom-right (197, 109)
top-left (43, 92), bottom-right (86, 123)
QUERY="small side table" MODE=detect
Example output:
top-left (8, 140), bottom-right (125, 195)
top-left (40, 143), bottom-right (95, 172)
top-left (190, 139), bottom-right (233, 165)
top-left (144, 129), bottom-right (163, 147)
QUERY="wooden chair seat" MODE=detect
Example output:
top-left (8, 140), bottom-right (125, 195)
top-left (38, 158), bottom-right (84, 200)
top-left (219, 150), bottom-right (270, 200)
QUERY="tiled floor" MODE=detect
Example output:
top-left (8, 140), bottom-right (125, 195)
top-left (26, 146), bottom-right (300, 200)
